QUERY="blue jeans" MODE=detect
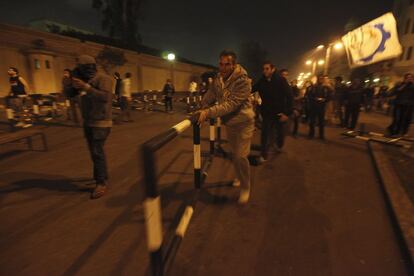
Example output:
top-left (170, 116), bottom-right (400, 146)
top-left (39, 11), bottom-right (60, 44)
top-left (84, 127), bottom-right (111, 184)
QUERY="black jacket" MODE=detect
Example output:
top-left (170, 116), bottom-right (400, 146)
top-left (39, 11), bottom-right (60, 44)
top-left (334, 83), bottom-right (347, 103)
top-left (253, 73), bottom-right (293, 116)
top-left (344, 85), bottom-right (365, 106)
top-left (392, 82), bottom-right (414, 106)
top-left (64, 72), bottom-right (114, 127)
top-left (163, 83), bottom-right (175, 98)
top-left (306, 84), bottom-right (333, 107)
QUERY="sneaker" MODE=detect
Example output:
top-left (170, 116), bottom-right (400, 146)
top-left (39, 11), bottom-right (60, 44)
top-left (232, 178), bottom-right (241, 187)
top-left (238, 189), bottom-right (250, 204)
top-left (257, 156), bottom-right (267, 164)
top-left (91, 184), bottom-right (107, 199)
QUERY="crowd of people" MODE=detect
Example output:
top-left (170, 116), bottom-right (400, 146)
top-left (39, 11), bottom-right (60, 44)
top-left (196, 50), bottom-right (414, 204)
top-left (4, 51), bottom-right (414, 203)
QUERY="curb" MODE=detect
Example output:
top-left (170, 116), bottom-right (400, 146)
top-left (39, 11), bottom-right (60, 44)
top-left (367, 141), bottom-right (414, 274)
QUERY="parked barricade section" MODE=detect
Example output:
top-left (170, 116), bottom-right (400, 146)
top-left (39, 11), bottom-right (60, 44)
top-left (141, 115), bottom-right (220, 276)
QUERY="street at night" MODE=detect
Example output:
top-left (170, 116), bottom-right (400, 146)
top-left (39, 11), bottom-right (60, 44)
top-left (1, 0), bottom-right (414, 275)
top-left (0, 106), bottom-right (412, 275)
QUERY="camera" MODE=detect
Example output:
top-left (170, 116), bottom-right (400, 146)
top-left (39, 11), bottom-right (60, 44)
top-left (71, 65), bottom-right (95, 83)
top-left (66, 64), bottom-right (97, 97)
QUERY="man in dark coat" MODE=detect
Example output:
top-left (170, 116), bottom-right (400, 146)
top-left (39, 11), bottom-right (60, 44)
top-left (253, 62), bottom-right (293, 160)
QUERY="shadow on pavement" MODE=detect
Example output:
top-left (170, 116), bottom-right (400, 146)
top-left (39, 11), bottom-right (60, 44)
top-left (0, 172), bottom-right (92, 195)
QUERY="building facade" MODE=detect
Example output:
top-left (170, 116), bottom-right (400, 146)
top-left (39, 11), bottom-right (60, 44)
top-left (0, 23), bottom-right (214, 97)
top-left (393, 0), bottom-right (414, 76)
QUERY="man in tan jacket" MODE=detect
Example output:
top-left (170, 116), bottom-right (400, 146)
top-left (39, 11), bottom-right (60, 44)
top-left (197, 50), bottom-right (255, 204)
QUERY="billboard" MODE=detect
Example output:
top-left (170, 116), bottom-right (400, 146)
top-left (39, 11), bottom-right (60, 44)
top-left (342, 12), bottom-right (403, 68)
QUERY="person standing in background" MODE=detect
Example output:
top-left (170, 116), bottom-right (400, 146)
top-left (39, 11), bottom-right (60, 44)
top-left (163, 79), bottom-right (175, 113)
top-left (118, 72), bottom-right (133, 122)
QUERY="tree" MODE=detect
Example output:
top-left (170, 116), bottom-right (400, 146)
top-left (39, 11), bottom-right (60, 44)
top-left (96, 46), bottom-right (127, 73)
top-left (239, 40), bottom-right (269, 81)
top-left (92, 0), bottom-right (145, 46)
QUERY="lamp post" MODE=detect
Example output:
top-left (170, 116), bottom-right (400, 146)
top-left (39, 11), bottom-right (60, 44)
top-left (166, 52), bottom-right (176, 86)
top-left (324, 42), bottom-right (343, 76)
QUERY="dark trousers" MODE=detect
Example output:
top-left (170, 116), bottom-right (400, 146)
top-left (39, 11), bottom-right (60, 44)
top-left (389, 104), bottom-right (413, 135)
top-left (68, 97), bottom-right (80, 124)
top-left (309, 104), bottom-right (326, 138)
top-left (165, 97), bottom-right (173, 111)
top-left (261, 114), bottom-right (286, 158)
top-left (84, 127), bottom-right (111, 185)
top-left (292, 111), bottom-right (300, 136)
top-left (344, 104), bottom-right (361, 130)
top-left (119, 96), bottom-right (131, 121)
top-left (335, 100), bottom-right (344, 126)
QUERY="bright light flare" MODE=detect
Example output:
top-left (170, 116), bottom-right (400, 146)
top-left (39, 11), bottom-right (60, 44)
top-left (334, 42), bottom-right (343, 50)
top-left (167, 53), bottom-right (176, 61)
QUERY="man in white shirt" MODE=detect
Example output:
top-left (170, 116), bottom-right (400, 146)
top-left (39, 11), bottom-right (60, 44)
top-left (189, 81), bottom-right (198, 94)
top-left (118, 72), bottom-right (133, 122)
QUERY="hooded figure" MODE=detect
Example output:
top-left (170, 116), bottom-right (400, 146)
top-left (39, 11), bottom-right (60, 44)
top-left (66, 55), bottom-right (114, 199)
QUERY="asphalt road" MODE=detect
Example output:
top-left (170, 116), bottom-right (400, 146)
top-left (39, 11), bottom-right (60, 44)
top-left (0, 108), bottom-right (410, 276)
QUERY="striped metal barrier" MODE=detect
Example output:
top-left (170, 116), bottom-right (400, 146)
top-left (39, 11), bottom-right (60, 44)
top-left (141, 114), bottom-right (217, 276)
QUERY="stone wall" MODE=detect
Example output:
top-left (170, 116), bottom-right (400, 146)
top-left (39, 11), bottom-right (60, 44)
top-left (0, 24), bottom-right (213, 96)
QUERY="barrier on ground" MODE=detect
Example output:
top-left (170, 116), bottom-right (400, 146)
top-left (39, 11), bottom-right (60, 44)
top-left (341, 123), bottom-right (413, 149)
top-left (141, 115), bottom-right (218, 276)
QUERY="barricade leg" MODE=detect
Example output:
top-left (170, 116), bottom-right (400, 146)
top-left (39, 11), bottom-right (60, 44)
top-left (65, 99), bottom-right (71, 120)
top-left (193, 123), bottom-right (201, 189)
top-left (52, 102), bottom-right (58, 118)
top-left (142, 147), bottom-right (164, 276)
top-left (216, 117), bottom-right (222, 143)
top-left (209, 118), bottom-right (215, 155)
top-left (6, 107), bottom-right (15, 130)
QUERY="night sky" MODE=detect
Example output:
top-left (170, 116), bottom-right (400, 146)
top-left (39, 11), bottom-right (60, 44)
top-left (0, 0), bottom-right (392, 69)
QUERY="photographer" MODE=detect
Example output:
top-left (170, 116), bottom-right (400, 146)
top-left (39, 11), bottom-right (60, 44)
top-left (65, 55), bottom-right (114, 199)
top-left (62, 69), bottom-right (81, 124)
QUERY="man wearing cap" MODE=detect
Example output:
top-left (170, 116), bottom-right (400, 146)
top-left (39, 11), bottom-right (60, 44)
top-left (68, 55), bottom-right (114, 199)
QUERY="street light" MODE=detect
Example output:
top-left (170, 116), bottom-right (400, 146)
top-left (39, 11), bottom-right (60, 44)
top-left (167, 53), bottom-right (176, 61)
top-left (317, 45), bottom-right (325, 50)
top-left (305, 60), bottom-right (312, 65)
top-left (324, 40), bottom-right (344, 75)
top-left (318, 59), bottom-right (325, 65)
top-left (334, 42), bottom-right (343, 50)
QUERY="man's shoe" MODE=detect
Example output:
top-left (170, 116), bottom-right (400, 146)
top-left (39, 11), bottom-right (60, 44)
top-left (238, 189), bottom-right (250, 204)
top-left (257, 156), bottom-right (267, 164)
top-left (232, 178), bottom-right (241, 187)
top-left (91, 184), bottom-right (107, 199)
